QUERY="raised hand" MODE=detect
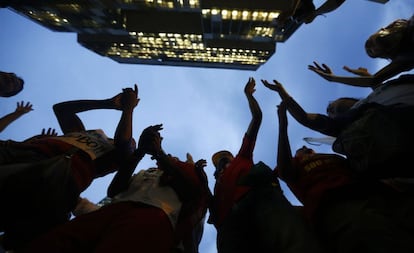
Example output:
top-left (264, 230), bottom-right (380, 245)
top-left (40, 128), bottom-right (58, 136)
top-left (277, 101), bottom-right (288, 125)
top-left (186, 153), bottom-right (195, 164)
top-left (15, 101), bottom-right (33, 115)
top-left (261, 79), bottom-right (292, 101)
top-left (110, 84), bottom-right (139, 111)
top-left (137, 124), bottom-right (163, 157)
top-left (244, 77), bottom-right (256, 96)
top-left (121, 84), bottom-right (139, 111)
top-left (195, 158), bottom-right (208, 184)
top-left (261, 79), bottom-right (283, 93)
top-left (195, 159), bottom-right (207, 170)
top-left (308, 61), bottom-right (335, 81)
top-left (343, 66), bottom-right (372, 77)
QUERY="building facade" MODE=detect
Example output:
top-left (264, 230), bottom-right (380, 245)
top-left (1, 0), bottom-right (387, 70)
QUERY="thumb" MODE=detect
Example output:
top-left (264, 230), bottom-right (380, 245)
top-left (186, 153), bottom-right (194, 164)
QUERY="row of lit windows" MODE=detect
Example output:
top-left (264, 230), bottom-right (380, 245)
top-left (122, 0), bottom-right (199, 8)
top-left (113, 41), bottom-right (269, 57)
top-left (128, 32), bottom-right (203, 49)
top-left (111, 43), bottom-right (270, 57)
top-left (26, 10), bottom-right (112, 28)
top-left (27, 7), bottom-right (278, 25)
top-left (25, 8), bottom-right (276, 39)
top-left (129, 32), bottom-right (202, 39)
top-left (26, 10), bottom-right (68, 26)
top-left (106, 45), bottom-right (269, 65)
top-left (123, 33), bottom-right (274, 53)
top-left (108, 51), bottom-right (266, 65)
top-left (202, 9), bottom-right (280, 22)
top-left (129, 31), bottom-right (273, 50)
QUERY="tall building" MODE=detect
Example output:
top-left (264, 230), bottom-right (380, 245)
top-left (1, 1), bottom-right (313, 70)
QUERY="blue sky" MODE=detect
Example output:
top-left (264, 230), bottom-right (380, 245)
top-left (1, 1), bottom-right (413, 252)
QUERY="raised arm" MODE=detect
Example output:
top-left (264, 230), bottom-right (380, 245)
top-left (371, 59), bottom-right (414, 85)
top-left (106, 151), bottom-right (144, 198)
top-left (343, 66), bottom-right (372, 77)
top-left (53, 87), bottom-right (133, 134)
top-left (244, 77), bottom-right (262, 139)
top-left (308, 61), bottom-right (381, 88)
top-left (309, 58), bottom-right (414, 89)
top-left (261, 79), bottom-right (337, 136)
top-left (113, 84), bottom-right (139, 151)
top-left (107, 124), bottom-right (161, 197)
top-left (276, 101), bottom-right (297, 181)
top-left (0, 101), bottom-right (33, 132)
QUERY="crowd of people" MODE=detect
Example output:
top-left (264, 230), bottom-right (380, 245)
top-left (0, 8), bottom-right (414, 253)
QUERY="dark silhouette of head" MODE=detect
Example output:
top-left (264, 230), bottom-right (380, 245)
top-left (0, 71), bottom-right (24, 97)
top-left (365, 18), bottom-right (410, 60)
top-left (212, 150), bottom-right (233, 179)
top-left (326, 97), bottom-right (359, 119)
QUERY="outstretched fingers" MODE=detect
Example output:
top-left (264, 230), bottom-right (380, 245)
top-left (308, 61), bottom-right (333, 76)
top-left (16, 101), bottom-right (33, 113)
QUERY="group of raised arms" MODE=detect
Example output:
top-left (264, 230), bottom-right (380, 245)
top-left (1, 14), bottom-right (414, 253)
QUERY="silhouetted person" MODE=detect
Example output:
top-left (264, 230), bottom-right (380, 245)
top-left (261, 79), bottom-right (357, 138)
top-left (309, 15), bottom-right (414, 88)
top-left (262, 75), bottom-right (414, 179)
top-left (0, 85), bottom-right (139, 251)
top-left (208, 78), bottom-right (321, 253)
top-left (276, 100), bottom-right (414, 253)
top-left (303, 16), bottom-right (414, 178)
top-left (23, 124), bottom-right (211, 253)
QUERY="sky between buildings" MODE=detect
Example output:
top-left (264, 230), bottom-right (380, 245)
top-left (1, 1), bottom-right (413, 252)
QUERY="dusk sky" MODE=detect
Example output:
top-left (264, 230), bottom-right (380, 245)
top-left (1, 1), bottom-right (413, 252)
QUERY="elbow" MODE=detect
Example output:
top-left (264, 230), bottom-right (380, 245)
top-left (52, 103), bottom-right (64, 117)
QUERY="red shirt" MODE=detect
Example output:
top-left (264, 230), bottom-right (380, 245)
top-left (29, 138), bottom-right (117, 192)
top-left (159, 156), bottom-right (210, 249)
top-left (210, 134), bottom-right (256, 227)
top-left (281, 154), bottom-right (353, 220)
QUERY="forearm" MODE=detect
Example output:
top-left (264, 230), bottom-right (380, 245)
top-left (285, 98), bottom-right (338, 136)
top-left (53, 99), bottom-right (114, 134)
top-left (246, 95), bottom-right (263, 137)
top-left (114, 109), bottom-right (134, 150)
top-left (0, 111), bottom-right (25, 132)
top-left (54, 99), bottom-right (115, 114)
top-left (277, 123), bottom-right (295, 181)
top-left (107, 150), bottom-right (145, 197)
top-left (284, 97), bottom-right (313, 126)
top-left (328, 75), bottom-right (378, 88)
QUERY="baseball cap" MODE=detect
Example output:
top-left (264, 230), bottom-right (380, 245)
top-left (211, 150), bottom-right (233, 169)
